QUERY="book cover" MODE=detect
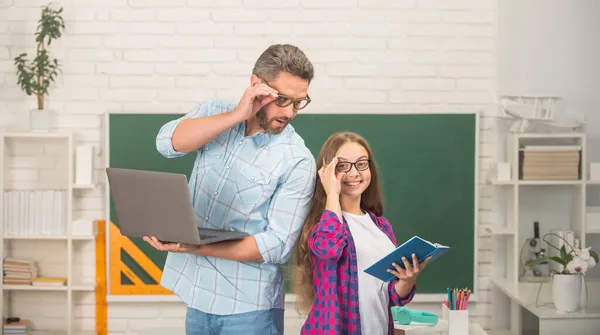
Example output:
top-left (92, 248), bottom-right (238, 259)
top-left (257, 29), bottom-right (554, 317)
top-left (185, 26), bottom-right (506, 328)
top-left (364, 236), bottom-right (452, 282)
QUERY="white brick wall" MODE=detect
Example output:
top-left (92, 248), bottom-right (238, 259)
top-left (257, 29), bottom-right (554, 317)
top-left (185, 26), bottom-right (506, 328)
top-left (0, 0), bottom-right (497, 333)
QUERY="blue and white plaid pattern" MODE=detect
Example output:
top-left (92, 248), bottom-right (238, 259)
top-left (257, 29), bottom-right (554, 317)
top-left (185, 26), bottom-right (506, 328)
top-left (156, 99), bottom-right (316, 315)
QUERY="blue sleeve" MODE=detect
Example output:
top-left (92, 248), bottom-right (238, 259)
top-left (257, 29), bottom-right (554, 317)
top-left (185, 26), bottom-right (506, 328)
top-left (254, 154), bottom-right (316, 264)
top-left (155, 100), bottom-right (234, 158)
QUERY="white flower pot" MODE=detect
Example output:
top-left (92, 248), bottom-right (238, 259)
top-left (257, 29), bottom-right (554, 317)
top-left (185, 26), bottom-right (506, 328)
top-left (29, 108), bottom-right (56, 132)
top-left (552, 273), bottom-right (582, 313)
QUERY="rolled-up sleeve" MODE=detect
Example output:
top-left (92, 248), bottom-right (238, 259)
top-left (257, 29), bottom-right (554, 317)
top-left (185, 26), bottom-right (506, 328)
top-left (389, 279), bottom-right (417, 306)
top-left (156, 100), bottom-right (230, 158)
top-left (308, 210), bottom-right (347, 262)
top-left (254, 155), bottom-right (316, 264)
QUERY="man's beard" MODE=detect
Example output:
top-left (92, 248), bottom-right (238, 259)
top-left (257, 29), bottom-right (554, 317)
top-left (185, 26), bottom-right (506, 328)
top-left (256, 109), bottom-right (290, 135)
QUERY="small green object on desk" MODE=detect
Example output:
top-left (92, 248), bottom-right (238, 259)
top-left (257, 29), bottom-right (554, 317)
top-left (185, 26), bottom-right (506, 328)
top-left (391, 306), bottom-right (439, 325)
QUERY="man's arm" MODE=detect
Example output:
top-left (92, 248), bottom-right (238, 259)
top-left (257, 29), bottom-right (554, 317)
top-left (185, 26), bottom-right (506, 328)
top-left (186, 155), bottom-right (316, 263)
top-left (147, 153), bottom-right (316, 263)
top-left (192, 236), bottom-right (263, 262)
top-left (171, 111), bottom-right (243, 153)
top-left (253, 155), bottom-right (316, 264)
top-left (157, 83), bottom-right (279, 155)
top-left (156, 100), bottom-right (239, 158)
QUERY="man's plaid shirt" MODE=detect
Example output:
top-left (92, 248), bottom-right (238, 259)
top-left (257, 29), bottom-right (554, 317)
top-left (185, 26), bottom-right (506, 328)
top-left (156, 99), bottom-right (316, 315)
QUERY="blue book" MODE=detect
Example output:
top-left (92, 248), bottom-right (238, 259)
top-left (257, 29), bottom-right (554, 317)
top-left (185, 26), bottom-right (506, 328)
top-left (364, 236), bottom-right (452, 282)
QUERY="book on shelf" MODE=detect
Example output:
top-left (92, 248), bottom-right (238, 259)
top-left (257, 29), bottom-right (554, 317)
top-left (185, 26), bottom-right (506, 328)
top-left (32, 276), bottom-right (67, 286)
top-left (2, 190), bottom-right (67, 236)
top-left (3, 318), bottom-right (32, 335)
top-left (3, 258), bottom-right (37, 285)
top-left (518, 145), bottom-right (581, 180)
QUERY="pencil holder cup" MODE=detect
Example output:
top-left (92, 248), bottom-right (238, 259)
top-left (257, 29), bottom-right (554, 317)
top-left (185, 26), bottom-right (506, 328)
top-left (442, 304), bottom-right (468, 335)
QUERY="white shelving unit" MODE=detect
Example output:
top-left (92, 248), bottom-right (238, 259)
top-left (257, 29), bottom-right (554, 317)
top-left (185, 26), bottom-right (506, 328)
top-left (0, 132), bottom-right (96, 335)
top-left (486, 132), bottom-right (600, 335)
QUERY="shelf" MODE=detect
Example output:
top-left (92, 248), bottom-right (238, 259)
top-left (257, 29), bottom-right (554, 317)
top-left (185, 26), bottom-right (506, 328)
top-left (72, 283), bottom-right (96, 291)
top-left (510, 133), bottom-right (585, 139)
top-left (1, 132), bottom-right (72, 139)
top-left (71, 235), bottom-right (95, 240)
top-left (489, 179), bottom-right (584, 185)
top-left (2, 283), bottom-right (94, 291)
top-left (483, 227), bottom-right (514, 236)
top-left (518, 180), bottom-right (583, 185)
top-left (488, 131), bottom-right (600, 334)
top-left (3, 235), bottom-right (95, 240)
top-left (491, 278), bottom-right (600, 320)
top-left (72, 184), bottom-right (95, 189)
top-left (1, 130), bottom-right (96, 335)
top-left (29, 331), bottom-right (96, 335)
top-left (4, 235), bottom-right (70, 240)
top-left (3, 284), bottom-right (67, 291)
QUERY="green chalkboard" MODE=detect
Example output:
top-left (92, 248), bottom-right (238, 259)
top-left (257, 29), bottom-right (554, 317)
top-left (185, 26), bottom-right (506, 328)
top-left (108, 113), bottom-right (477, 294)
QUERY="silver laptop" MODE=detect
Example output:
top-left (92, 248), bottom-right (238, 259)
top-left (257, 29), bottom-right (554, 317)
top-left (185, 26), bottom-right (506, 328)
top-left (105, 167), bottom-right (249, 245)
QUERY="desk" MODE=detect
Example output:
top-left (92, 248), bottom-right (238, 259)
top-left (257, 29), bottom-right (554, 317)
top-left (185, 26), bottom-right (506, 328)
top-left (394, 320), bottom-right (488, 335)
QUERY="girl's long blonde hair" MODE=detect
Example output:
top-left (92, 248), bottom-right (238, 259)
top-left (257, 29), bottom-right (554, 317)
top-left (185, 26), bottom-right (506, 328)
top-left (292, 132), bottom-right (384, 313)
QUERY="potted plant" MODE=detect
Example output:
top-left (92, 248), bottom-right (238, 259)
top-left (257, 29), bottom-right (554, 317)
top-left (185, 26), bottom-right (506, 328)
top-left (526, 233), bottom-right (598, 313)
top-left (14, 3), bottom-right (65, 131)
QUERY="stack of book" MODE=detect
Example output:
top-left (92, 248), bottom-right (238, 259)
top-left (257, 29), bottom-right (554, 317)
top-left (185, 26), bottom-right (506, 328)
top-left (3, 258), bottom-right (37, 286)
top-left (2, 190), bottom-right (67, 236)
top-left (3, 319), bottom-right (32, 335)
top-left (519, 145), bottom-right (581, 180)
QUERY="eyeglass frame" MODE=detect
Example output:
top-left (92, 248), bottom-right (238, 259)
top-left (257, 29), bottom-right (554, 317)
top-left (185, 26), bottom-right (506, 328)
top-left (335, 159), bottom-right (371, 173)
top-left (254, 74), bottom-right (312, 110)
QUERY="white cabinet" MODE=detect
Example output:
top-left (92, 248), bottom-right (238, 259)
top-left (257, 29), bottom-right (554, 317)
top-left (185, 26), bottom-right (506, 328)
top-left (486, 132), bottom-right (600, 335)
top-left (0, 132), bottom-right (96, 335)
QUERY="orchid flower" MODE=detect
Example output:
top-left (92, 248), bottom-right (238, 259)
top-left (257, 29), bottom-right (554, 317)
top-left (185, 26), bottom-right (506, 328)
top-left (574, 247), bottom-right (597, 269)
top-left (525, 233), bottom-right (599, 275)
top-left (566, 255), bottom-right (589, 274)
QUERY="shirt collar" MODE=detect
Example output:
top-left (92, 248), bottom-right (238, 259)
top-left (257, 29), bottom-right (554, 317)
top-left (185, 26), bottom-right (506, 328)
top-left (241, 121), bottom-right (290, 148)
top-left (251, 131), bottom-right (274, 147)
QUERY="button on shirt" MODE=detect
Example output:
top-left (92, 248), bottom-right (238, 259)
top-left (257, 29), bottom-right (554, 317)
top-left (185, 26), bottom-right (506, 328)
top-left (155, 99), bottom-right (316, 315)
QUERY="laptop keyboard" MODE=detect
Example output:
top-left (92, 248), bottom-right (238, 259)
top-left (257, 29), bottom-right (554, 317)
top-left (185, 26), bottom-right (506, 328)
top-left (199, 234), bottom-right (218, 239)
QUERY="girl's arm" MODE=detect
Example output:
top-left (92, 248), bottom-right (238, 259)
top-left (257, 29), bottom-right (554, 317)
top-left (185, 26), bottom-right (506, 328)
top-left (377, 216), bottom-right (417, 306)
top-left (388, 279), bottom-right (417, 306)
top-left (308, 208), bottom-right (347, 262)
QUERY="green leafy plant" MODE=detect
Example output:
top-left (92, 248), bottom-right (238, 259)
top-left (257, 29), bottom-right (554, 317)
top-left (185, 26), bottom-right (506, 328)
top-left (526, 233), bottom-right (598, 275)
top-left (14, 3), bottom-right (65, 111)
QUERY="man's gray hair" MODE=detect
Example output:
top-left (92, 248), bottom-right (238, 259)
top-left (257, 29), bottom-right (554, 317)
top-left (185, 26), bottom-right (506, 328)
top-left (252, 44), bottom-right (314, 83)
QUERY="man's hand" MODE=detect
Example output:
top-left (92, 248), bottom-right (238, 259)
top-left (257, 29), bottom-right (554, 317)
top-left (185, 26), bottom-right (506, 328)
top-left (232, 83), bottom-right (278, 121)
top-left (143, 236), bottom-right (200, 254)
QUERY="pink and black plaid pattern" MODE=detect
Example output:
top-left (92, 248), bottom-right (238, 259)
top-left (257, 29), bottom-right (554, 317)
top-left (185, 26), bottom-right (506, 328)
top-left (301, 210), bottom-right (416, 335)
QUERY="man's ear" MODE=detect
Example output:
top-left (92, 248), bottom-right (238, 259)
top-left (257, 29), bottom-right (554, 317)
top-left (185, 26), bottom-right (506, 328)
top-left (250, 73), bottom-right (261, 87)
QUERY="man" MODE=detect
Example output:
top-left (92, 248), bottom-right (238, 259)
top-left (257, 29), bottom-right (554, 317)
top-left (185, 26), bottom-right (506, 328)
top-left (143, 44), bottom-right (317, 335)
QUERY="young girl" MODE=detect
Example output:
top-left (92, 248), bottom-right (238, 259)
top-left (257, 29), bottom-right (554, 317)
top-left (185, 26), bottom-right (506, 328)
top-left (294, 132), bottom-right (430, 335)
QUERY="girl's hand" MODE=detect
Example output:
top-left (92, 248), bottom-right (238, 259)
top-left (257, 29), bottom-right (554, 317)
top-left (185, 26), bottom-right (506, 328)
top-left (318, 157), bottom-right (345, 198)
top-left (388, 253), bottom-right (430, 283)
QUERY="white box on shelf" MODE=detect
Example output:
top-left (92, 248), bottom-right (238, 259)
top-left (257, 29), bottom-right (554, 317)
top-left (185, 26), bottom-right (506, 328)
top-left (587, 207), bottom-right (600, 231)
top-left (71, 219), bottom-right (96, 236)
top-left (591, 163), bottom-right (600, 181)
top-left (497, 162), bottom-right (511, 181)
top-left (75, 144), bottom-right (94, 185)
